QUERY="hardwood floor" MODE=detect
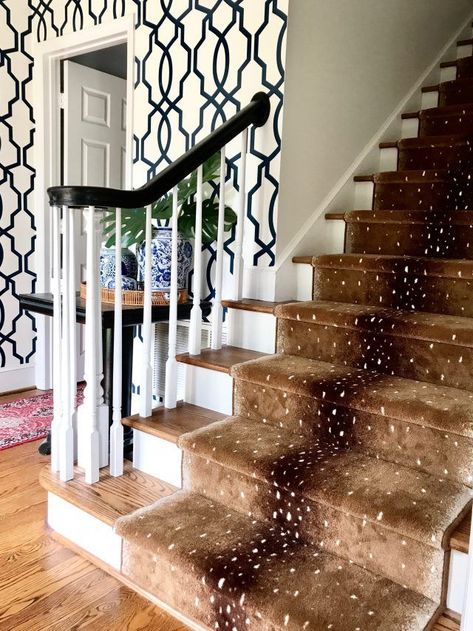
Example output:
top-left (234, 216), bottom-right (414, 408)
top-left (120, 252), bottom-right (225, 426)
top-left (0, 440), bottom-right (187, 631)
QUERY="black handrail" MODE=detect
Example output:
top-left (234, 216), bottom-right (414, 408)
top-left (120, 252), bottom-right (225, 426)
top-left (48, 92), bottom-right (270, 209)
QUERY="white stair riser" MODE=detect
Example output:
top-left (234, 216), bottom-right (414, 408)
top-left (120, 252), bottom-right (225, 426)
top-left (401, 117), bottom-right (419, 139)
top-left (226, 309), bottom-right (276, 354)
top-left (47, 492), bottom-right (122, 569)
top-left (440, 65), bottom-right (457, 82)
top-left (295, 262), bottom-right (314, 301)
top-left (421, 90), bottom-right (439, 110)
top-left (457, 44), bottom-right (473, 59)
top-left (354, 181), bottom-right (374, 209)
top-left (184, 364), bottom-right (233, 415)
top-left (379, 147), bottom-right (398, 172)
top-left (133, 429), bottom-right (183, 488)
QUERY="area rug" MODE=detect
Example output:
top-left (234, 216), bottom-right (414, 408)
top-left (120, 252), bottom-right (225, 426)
top-left (0, 386), bottom-right (84, 451)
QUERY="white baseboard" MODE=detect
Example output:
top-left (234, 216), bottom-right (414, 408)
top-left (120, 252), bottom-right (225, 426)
top-left (448, 549), bottom-right (469, 614)
top-left (133, 428), bottom-right (183, 488)
top-left (0, 364), bottom-right (36, 394)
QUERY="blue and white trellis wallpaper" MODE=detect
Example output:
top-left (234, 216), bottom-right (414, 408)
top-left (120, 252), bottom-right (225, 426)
top-left (0, 0), bottom-right (288, 385)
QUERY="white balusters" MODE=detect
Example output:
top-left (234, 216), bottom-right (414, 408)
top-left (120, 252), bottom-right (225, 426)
top-left (81, 205), bottom-right (100, 484)
top-left (140, 204), bottom-right (153, 418)
top-left (165, 186), bottom-right (179, 409)
top-left (58, 206), bottom-right (74, 481)
top-left (68, 206), bottom-right (77, 460)
top-left (110, 207), bottom-right (124, 476)
top-left (188, 165), bottom-right (203, 356)
top-left (94, 216), bottom-right (109, 467)
top-left (211, 148), bottom-right (226, 350)
top-left (51, 206), bottom-right (62, 473)
top-left (232, 129), bottom-right (248, 300)
top-left (461, 509), bottom-right (473, 630)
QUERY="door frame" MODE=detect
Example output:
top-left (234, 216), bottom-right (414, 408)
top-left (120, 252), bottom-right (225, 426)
top-left (32, 13), bottom-right (136, 390)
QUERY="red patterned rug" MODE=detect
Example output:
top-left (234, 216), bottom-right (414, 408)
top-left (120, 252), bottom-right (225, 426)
top-left (0, 387), bottom-right (84, 451)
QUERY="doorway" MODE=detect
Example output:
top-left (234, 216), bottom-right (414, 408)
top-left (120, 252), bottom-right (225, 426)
top-left (33, 14), bottom-right (136, 390)
top-left (61, 45), bottom-right (128, 379)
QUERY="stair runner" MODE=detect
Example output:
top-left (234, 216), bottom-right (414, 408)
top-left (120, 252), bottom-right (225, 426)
top-left (115, 55), bottom-right (473, 631)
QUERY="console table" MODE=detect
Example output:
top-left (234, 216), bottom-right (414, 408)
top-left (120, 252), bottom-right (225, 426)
top-left (19, 292), bottom-right (211, 454)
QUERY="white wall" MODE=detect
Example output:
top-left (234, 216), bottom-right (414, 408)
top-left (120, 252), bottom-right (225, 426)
top-left (276, 0), bottom-right (473, 261)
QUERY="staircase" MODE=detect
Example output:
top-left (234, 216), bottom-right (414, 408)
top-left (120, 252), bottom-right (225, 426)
top-left (106, 33), bottom-right (473, 631)
top-left (41, 30), bottom-right (473, 631)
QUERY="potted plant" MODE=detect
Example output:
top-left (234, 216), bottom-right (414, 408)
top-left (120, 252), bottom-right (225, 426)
top-left (101, 153), bottom-right (237, 292)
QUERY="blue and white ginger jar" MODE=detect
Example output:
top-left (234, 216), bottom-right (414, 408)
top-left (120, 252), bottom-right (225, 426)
top-left (100, 247), bottom-right (138, 289)
top-left (137, 227), bottom-right (193, 290)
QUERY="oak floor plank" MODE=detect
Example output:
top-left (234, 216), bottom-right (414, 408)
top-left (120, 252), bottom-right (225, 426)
top-left (4, 568), bottom-right (118, 631)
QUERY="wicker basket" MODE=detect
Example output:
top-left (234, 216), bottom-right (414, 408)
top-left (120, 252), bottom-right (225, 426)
top-left (80, 282), bottom-right (188, 306)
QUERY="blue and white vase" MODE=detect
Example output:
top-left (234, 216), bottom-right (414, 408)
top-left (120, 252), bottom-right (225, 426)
top-left (137, 227), bottom-right (193, 290)
top-left (99, 247), bottom-right (138, 289)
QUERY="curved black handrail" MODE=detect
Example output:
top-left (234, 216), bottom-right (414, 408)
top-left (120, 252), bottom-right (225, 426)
top-left (48, 92), bottom-right (270, 209)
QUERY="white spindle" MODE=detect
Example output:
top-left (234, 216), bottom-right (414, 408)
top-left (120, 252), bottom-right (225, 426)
top-left (211, 148), bottom-right (226, 350)
top-left (140, 204), bottom-right (153, 418)
top-left (68, 207), bottom-right (77, 456)
top-left (165, 186), bottom-right (179, 409)
top-left (188, 165), bottom-right (203, 355)
top-left (82, 205), bottom-right (100, 484)
top-left (461, 509), bottom-right (473, 630)
top-left (51, 206), bottom-right (62, 473)
top-left (110, 208), bottom-right (124, 476)
top-left (58, 206), bottom-right (74, 481)
top-left (94, 215), bottom-right (108, 467)
top-left (233, 129), bottom-right (248, 300)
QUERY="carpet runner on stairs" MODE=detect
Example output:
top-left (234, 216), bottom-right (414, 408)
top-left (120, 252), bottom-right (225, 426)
top-left (114, 51), bottom-right (473, 630)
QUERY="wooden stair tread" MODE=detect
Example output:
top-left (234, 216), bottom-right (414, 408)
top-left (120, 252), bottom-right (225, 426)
top-left (457, 37), bottom-right (473, 46)
top-left (40, 462), bottom-right (176, 526)
top-left (176, 345), bottom-right (267, 373)
top-left (221, 298), bottom-right (290, 314)
top-left (434, 610), bottom-right (461, 631)
top-left (450, 512), bottom-right (471, 554)
top-left (292, 255), bottom-right (313, 265)
top-left (422, 84), bottom-right (439, 93)
top-left (401, 111), bottom-right (420, 119)
top-left (324, 212), bottom-right (345, 221)
top-left (353, 174), bottom-right (374, 182)
top-left (122, 402), bottom-right (226, 443)
top-left (379, 141), bottom-right (398, 149)
top-left (440, 60), bottom-right (458, 68)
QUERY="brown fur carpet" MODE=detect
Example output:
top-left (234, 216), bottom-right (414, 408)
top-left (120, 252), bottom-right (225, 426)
top-left (115, 57), bottom-right (473, 630)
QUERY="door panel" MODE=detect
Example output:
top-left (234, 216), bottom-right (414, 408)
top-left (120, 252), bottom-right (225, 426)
top-left (64, 60), bottom-right (127, 379)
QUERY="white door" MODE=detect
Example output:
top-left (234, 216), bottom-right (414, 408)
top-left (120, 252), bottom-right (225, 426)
top-left (63, 60), bottom-right (127, 379)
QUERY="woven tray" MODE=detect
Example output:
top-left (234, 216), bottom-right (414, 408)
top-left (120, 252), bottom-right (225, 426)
top-left (80, 282), bottom-right (188, 306)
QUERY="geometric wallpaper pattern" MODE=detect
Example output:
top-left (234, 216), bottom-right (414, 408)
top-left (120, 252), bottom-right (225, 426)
top-left (0, 0), bottom-right (288, 380)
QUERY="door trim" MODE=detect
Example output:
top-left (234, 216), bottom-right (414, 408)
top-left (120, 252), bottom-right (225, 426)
top-left (32, 13), bottom-right (136, 389)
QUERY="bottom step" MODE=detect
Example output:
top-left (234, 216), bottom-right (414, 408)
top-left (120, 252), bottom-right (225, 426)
top-left (41, 464), bottom-right (462, 631)
top-left (116, 490), bottom-right (440, 631)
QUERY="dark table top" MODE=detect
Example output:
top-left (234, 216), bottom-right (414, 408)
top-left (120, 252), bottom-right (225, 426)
top-left (19, 293), bottom-right (212, 328)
